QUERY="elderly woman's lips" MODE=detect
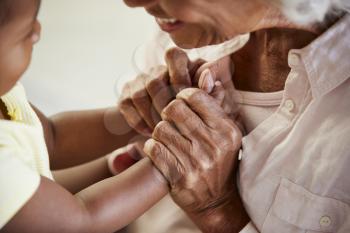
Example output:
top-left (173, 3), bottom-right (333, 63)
top-left (156, 18), bottom-right (184, 33)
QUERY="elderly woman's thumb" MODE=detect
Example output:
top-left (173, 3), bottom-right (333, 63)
top-left (195, 55), bottom-right (234, 90)
top-left (198, 68), bottom-right (215, 93)
top-left (199, 68), bottom-right (225, 105)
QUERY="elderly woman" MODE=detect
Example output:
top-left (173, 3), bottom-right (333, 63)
top-left (119, 0), bottom-right (350, 232)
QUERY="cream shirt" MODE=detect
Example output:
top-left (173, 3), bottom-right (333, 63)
top-left (240, 15), bottom-right (350, 233)
top-left (235, 90), bottom-right (283, 133)
top-left (0, 83), bottom-right (52, 229)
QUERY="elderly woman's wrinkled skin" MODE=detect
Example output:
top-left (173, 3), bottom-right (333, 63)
top-left (121, 0), bottom-right (325, 232)
top-left (144, 87), bottom-right (249, 232)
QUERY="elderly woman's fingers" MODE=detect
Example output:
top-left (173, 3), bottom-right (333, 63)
top-left (194, 56), bottom-right (234, 88)
top-left (119, 82), bottom-right (152, 136)
top-left (234, 114), bottom-right (246, 136)
top-left (188, 58), bottom-right (206, 82)
top-left (130, 75), bottom-right (161, 129)
top-left (211, 81), bottom-right (241, 126)
top-left (198, 69), bottom-right (215, 93)
top-left (177, 88), bottom-right (242, 152)
top-left (145, 66), bottom-right (174, 114)
top-left (152, 121), bottom-right (193, 170)
top-left (119, 98), bottom-right (152, 136)
top-left (210, 81), bottom-right (225, 105)
top-left (176, 88), bottom-right (228, 128)
top-left (165, 48), bottom-right (192, 93)
top-left (119, 76), bottom-right (159, 137)
top-left (161, 99), bottom-right (209, 140)
top-left (144, 139), bottom-right (184, 185)
top-left (193, 56), bottom-right (240, 118)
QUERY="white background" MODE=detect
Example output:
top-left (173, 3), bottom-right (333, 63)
top-left (22, 0), bottom-right (156, 115)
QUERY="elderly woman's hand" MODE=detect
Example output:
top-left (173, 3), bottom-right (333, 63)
top-left (144, 88), bottom-right (249, 233)
top-left (118, 48), bottom-right (204, 136)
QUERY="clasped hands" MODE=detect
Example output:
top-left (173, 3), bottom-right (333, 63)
top-left (119, 48), bottom-right (248, 231)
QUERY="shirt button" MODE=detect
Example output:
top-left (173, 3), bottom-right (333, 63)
top-left (288, 53), bottom-right (301, 67)
top-left (320, 216), bottom-right (332, 227)
top-left (238, 149), bottom-right (243, 161)
top-left (284, 99), bottom-right (295, 112)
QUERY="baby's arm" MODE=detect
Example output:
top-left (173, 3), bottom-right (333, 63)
top-left (2, 158), bottom-right (169, 233)
top-left (53, 144), bottom-right (142, 194)
top-left (32, 105), bottom-right (139, 170)
top-left (53, 156), bottom-right (112, 194)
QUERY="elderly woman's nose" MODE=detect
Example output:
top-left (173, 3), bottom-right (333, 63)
top-left (123, 0), bottom-right (157, 7)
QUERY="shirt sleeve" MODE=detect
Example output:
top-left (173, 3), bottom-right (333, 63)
top-left (239, 222), bottom-right (260, 233)
top-left (0, 147), bottom-right (40, 229)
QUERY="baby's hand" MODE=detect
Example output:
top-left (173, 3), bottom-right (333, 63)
top-left (107, 140), bottom-right (146, 175)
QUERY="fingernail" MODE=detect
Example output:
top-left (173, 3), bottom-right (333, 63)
top-left (144, 139), bottom-right (154, 154)
top-left (199, 69), bottom-right (214, 93)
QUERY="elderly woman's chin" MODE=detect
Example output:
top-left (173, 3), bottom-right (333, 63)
top-left (167, 24), bottom-right (224, 49)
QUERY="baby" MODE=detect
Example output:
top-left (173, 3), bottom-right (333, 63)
top-left (0, 0), bottom-right (169, 232)
top-left (0, 0), bottom-right (224, 232)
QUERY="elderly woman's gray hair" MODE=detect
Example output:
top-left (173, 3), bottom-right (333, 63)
top-left (278, 0), bottom-right (349, 24)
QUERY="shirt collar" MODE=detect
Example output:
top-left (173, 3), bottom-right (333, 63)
top-left (289, 14), bottom-right (350, 99)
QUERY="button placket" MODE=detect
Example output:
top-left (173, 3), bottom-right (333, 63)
top-left (284, 99), bottom-right (295, 112)
top-left (279, 64), bottom-right (310, 120)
